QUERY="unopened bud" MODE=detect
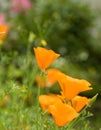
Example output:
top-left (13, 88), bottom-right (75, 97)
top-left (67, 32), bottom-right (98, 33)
top-left (87, 93), bottom-right (98, 107)
top-left (41, 39), bottom-right (47, 46)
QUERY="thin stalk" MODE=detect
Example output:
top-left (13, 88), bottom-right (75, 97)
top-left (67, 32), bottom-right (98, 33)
top-left (36, 70), bottom-right (45, 130)
top-left (66, 106), bottom-right (88, 129)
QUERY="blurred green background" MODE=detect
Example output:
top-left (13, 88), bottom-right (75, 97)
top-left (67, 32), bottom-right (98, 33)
top-left (0, 0), bottom-right (101, 129)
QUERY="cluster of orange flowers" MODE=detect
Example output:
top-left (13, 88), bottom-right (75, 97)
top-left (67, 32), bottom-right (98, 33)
top-left (34, 47), bottom-right (92, 127)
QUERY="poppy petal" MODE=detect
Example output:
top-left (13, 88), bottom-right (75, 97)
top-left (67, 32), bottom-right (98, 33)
top-left (48, 101), bottom-right (78, 127)
top-left (34, 47), bottom-right (60, 69)
top-left (71, 96), bottom-right (90, 112)
top-left (58, 74), bottom-right (92, 100)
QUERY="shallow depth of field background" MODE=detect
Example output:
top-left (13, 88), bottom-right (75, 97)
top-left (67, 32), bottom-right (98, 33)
top-left (0, 0), bottom-right (101, 129)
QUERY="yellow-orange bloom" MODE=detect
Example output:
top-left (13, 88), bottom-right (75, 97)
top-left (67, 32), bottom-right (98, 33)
top-left (35, 69), bottom-right (61, 87)
top-left (33, 47), bottom-right (60, 70)
top-left (48, 100), bottom-right (78, 127)
top-left (0, 25), bottom-right (8, 39)
top-left (71, 96), bottom-right (90, 112)
top-left (39, 94), bottom-right (61, 112)
top-left (46, 68), bottom-right (61, 86)
top-left (58, 74), bottom-right (92, 100)
top-left (39, 94), bottom-right (78, 127)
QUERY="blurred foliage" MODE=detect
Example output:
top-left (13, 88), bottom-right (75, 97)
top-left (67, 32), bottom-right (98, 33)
top-left (0, 0), bottom-right (101, 96)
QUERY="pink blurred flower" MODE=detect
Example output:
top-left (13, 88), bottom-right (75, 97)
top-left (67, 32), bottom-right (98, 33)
top-left (11, 0), bottom-right (32, 13)
top-left (0, 13), bottom-right (6, 25)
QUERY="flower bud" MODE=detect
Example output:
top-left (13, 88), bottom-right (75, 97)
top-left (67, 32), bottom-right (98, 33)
top-left (87, 93), bottom-right (98, 107)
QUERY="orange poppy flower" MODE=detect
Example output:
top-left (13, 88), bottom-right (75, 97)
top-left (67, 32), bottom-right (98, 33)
top-left (46, 68), bottom-right (61, 86)
top-left (0, 25), bottom-right (8, 39)
top-left (71, 96), bottom-right (90, 112)
top-left (33, 47), bottom-right (60, 70)
top-left (58, 74), bottom-right (92, 100)
top-left (48, 100), bottom-right (78, 127)
top-left (35, 69), bottom-right (62, 87)
top-left (39, 94), bottom-right (61, 112)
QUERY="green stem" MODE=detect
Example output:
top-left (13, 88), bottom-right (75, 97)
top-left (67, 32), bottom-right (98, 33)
top-left (37, 71), bottom-right (43, 106)
top-left (36, 70), bottom-right (44, 130)
top-left (66, 106), bottom-right (88, 129)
